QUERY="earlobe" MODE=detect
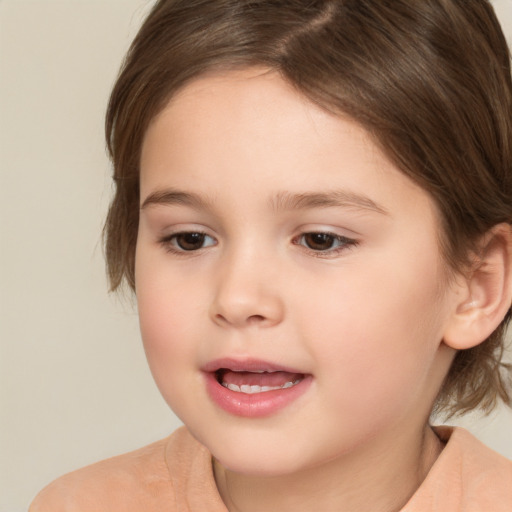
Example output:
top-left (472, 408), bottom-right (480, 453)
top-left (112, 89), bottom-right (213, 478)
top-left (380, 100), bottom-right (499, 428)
top-left (443, 223), bottom-right (512, 350)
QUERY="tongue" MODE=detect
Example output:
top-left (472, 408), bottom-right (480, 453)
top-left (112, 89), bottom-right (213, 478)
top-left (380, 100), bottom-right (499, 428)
top-left (221, 370), bottom-right (303, 387)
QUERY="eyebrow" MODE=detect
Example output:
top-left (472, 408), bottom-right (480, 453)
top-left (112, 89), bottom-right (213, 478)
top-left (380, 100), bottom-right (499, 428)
top-left (141, 189), bottom-right (214, 210)
top-left (140, 187), bottom-right (389, 216)
top-left (270, 190), bottom-right (389, 215)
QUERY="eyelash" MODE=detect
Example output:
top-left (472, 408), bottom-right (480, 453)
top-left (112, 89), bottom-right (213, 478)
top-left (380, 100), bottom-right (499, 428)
top-left (159, 231), bottom-right (215, 255)
top-left (292, 232), bottom-right (359, 257)
top-left (158, 231), bottom-right (359, 257)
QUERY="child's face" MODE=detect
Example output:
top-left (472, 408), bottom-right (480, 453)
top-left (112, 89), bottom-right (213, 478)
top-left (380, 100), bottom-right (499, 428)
top-left (136, 68), bottom-right (459, 475)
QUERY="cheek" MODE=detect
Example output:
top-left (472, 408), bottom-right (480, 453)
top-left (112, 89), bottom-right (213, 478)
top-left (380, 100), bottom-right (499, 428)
top-left (303, 258), bottom-right (448, 418)
top-left (136, 283), bottom-right (208, 423)
top-left (135, 254), bottom-right (205, 386)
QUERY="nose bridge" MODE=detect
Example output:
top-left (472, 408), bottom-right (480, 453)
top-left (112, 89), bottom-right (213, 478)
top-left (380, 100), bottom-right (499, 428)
top-left (210, 240), bottom-right (284, 328)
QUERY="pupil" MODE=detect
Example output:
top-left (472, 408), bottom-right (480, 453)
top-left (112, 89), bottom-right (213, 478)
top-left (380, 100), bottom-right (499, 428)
top-left (178, 233), bottom-right (204, 250)
top-left (305, 233), bottom-right (333, 250)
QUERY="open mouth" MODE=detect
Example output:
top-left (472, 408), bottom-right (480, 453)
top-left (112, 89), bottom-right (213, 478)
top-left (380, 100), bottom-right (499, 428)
top-left (203, 359), bottom-right (311, 417)
top-left (215, 368), bottom-right (305, 394)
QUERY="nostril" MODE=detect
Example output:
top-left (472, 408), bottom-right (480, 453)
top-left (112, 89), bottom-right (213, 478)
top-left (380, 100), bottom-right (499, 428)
top-left (247, 314), bottom-right (265, 323)
top-left (213, 313), bottom-right (266, 325)
top-left (214, 313), bottom-right (230, 324)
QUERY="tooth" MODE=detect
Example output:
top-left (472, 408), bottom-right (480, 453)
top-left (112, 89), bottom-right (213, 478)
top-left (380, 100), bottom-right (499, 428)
top-left (223, 379), bottom-right (302, 393)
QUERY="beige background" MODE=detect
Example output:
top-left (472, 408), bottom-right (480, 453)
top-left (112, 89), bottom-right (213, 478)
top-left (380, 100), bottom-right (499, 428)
top-left (1, 1), bottom-right (512, 510)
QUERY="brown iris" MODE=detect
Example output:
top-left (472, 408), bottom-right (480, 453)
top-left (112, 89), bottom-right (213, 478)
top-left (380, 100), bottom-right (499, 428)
top-left (174, 232), bottom-right (206, 251)
top-left (302, 233), bottom-right (336, 251)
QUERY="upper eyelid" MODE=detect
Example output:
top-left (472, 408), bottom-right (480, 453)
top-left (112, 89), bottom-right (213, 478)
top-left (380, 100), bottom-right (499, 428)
top-left (157, 225), bottom-right (216, 238)
top-left (161, 230), bottom-right (215, 242)
top-left (294, 223), bottom-right (361, 237)
top-left (292, 225), bottom-right (358, 238)
top-left (157, 228), bottom-right (357, 240)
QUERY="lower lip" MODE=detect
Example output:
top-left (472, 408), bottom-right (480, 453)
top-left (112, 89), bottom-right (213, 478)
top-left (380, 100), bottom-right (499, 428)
top-left (204, 372), bottom-right (312, 418)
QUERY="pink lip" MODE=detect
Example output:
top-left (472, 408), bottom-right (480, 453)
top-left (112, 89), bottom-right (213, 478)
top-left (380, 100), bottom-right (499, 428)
top-left (202, 358), bottom-right (312, 418)
top-left (202, 357), bottom-right (304, 374)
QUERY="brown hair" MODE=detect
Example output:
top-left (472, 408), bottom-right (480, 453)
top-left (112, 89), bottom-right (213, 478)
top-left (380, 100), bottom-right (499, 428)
top-left (104, 0), bottom-right (512, 416)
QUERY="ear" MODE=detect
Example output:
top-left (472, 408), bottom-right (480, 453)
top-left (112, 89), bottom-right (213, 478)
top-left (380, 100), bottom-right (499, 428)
top-left (443, 223), bottom-right (512, 350)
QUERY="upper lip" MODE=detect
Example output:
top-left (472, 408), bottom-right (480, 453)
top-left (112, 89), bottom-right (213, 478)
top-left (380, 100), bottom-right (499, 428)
top-left (202, 357), bottom-right (305, 374)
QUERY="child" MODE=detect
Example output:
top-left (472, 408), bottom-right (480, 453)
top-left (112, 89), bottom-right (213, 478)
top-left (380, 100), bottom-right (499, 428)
top-left (31, 0), bottom-right (512, 510)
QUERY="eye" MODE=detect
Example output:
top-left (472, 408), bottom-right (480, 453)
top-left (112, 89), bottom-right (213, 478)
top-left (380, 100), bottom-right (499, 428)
top-left (295, 232), bottom-right (358, 254)
top-left (160, 231), bottom-right (216, 252)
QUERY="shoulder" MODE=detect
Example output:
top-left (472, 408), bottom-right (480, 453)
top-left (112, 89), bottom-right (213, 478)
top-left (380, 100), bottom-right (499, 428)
top-left (403, 426), bottom-right (512, 512)
top-left (441, 426), bottom-right (512, 504)
top-left (435, 425), bottom-right (512, 476)
top-left (29, 431), bottom-right (180, 512)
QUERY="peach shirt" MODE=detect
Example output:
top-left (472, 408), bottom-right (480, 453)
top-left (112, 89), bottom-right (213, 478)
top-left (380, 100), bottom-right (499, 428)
top-left (30, 426), bottom-right (512, 511)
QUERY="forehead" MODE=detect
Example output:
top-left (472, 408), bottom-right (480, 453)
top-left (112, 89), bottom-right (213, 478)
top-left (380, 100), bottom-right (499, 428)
top-left (145, 67), bottom-right (342, 157)
top-left (142, 68), bottom-right (382, 185)
top-left (140, 68), bottom-right (438, 228)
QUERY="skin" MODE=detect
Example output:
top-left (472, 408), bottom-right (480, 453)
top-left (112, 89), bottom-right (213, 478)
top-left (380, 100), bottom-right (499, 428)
top-left (136, 68), bottom-right (464, 512)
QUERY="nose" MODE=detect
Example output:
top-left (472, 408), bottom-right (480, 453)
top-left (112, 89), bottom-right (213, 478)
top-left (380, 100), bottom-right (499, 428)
top-left (209, 252), bottom-right (285, 329)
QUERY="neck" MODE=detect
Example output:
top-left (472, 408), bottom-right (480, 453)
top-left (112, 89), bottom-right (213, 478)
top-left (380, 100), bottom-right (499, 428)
top-left (213, 424), bottom-right (443, 512)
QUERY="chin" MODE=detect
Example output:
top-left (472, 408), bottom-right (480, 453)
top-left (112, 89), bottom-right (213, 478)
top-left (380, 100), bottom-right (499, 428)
top-left (201, 428), bottom-right (319, 477)
top-left (216, 452), bottom-right (308, 477)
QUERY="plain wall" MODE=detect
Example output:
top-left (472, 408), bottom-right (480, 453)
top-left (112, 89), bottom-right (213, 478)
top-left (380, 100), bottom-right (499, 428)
top-left (1, 1), bottom-right (512, 510)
